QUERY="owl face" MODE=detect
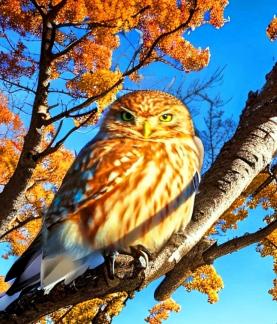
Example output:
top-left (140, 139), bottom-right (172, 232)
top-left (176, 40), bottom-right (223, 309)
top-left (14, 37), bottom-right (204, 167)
top-left (100, 90), bottom-right (195, 141)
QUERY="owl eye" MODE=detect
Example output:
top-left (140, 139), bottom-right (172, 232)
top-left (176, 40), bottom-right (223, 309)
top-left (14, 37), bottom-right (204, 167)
top-left (121, 111), bottom-right (134, 121)
top-left (159, 113), bottom-right (173, 122)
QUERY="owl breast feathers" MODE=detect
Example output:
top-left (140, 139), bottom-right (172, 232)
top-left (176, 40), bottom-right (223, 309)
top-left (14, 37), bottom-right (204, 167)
top-left (2, 90), bottom-right (204, 302)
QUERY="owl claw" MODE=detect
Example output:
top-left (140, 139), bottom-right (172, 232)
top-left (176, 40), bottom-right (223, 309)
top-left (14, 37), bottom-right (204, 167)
top-left (104, 251), bottom-right (119, 280)
top-left (130, 245), bottom-right (151, 271)
top-left (136, 250), bottom-right (149, 269)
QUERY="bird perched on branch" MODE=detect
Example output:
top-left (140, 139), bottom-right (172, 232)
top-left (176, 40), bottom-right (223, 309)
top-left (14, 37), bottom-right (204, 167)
top-left (0, 90), bottom-right (203, 310)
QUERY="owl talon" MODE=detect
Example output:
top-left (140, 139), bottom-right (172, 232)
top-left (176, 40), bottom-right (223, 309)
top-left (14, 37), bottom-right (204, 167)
top-left (130, 245), bottom-right (151, 270)
top-left (104, 251), bottom-right (119, 279)
top-left (137, 250), bottom-right (149, 269)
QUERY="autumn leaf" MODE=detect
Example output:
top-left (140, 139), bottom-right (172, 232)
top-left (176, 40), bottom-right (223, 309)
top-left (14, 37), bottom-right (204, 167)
top-left (267, 16), bottom-right (277, 41)
top-left (145, 298), bottom-right (181, 324)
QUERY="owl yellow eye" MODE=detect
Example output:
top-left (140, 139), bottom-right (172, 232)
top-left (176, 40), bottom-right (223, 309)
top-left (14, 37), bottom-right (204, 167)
top-left (159, 113), bottom-right (173, 122)
top-left (121, 111), bottom-right (134, 121)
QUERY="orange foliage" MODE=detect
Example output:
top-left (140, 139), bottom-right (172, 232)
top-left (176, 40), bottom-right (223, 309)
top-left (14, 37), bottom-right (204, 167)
top-left (267, 16), bottom-right (277, 41)
top-left (0, 276), bottom-right (10, 294)
top-left (257, 214), bottom-right (277, 301)
top-left (68, 69), bottom-right (123, 115)
top-left (0, 94), bottom-right (73, 257)
top-left (184, 265), bottom-right (224, 303)
top-left (0, 93), bottom-right (24, 186)
top-left (45, 292), bottom-right (128, 323)
top-left (145, 298), bottom-right (181, 324)
top-left (1, 0), bottom-right (229, 90)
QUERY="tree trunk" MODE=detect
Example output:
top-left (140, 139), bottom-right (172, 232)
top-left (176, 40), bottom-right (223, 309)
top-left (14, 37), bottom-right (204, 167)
top-left (0, 17), bottom-right (56, 236)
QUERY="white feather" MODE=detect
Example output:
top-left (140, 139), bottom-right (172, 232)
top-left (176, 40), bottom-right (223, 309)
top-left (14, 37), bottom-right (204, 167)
top-left (41, 251), bottom-right (105, 294)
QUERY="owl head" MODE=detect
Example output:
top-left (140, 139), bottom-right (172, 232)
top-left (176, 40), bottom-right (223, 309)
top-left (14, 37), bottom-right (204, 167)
top-left (100, 90), bottom-right (195, 141)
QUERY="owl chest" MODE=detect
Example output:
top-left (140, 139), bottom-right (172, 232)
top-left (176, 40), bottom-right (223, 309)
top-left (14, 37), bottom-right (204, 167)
top-left (90, 144), bottom-right (195, 251)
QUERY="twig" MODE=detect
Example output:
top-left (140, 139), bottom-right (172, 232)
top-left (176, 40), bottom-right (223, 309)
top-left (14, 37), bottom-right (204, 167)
top-left (0, 216), bottom-right (42, 240)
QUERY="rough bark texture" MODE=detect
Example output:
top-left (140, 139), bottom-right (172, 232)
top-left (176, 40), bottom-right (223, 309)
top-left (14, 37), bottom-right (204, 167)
top-left (0, 16), bottom-right (56, 236)
top-left (0, 64), bottom-right (276, 323)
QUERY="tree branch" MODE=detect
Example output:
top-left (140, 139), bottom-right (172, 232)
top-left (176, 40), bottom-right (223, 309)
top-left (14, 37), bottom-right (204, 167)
top-left (203, 218), bottom-right (277, 262)
top-left (30, 0), bottom-right (47, 16)
top-left (0, 76), bottom-right (36, 94)
top-left (0, 216), bottom-right (41, 241)
top-left (0, 14), bottom-right (57, 236)
top-left (154, 218), bottom-right (277, 300)
top-left (35, 111), bottom-right (97, 159)
top-left (52, 31), bottom-right (92, 59)
top-left (152, 64), bottom-right (277, 299)
top-left (55, 21), bottom-right (117, 29)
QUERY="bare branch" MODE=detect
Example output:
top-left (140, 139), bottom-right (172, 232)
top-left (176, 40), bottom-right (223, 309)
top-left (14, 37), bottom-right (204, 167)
top-left (56, 21), bottom-right (117, 29)
top-left (36, 111), bottom-right (97, 159)
top-left (42, 120), bottom-right (64, 152)
top-left (0, 76), bottom-right (36, 94)
top-left (203, 219), bottom-right (277, 262)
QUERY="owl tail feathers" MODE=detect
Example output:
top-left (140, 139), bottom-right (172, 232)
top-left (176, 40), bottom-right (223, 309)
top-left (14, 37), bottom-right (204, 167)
top-left (41, 250), bottom-right (105, 294)
top-left (41, 254), bottom-right (88, 294)
top-left (0, 250), bottom-right (105, 311)
top-left (0, 292), bottom-right (21, 311)
top-left (0, 251), bottom-right (41, 311)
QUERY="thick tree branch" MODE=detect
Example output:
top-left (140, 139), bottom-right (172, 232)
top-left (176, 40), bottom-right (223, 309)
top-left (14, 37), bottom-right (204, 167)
top-left (0, 15), bottom-right (57, 236)
top-left (30, 0), bottom-right (47, 16)
top-left (154, 218), bottom-right (277, 300)
top-left (0, 62), bottom-right (276, 323)
top-left (152, 66), bottom-right (277, 298)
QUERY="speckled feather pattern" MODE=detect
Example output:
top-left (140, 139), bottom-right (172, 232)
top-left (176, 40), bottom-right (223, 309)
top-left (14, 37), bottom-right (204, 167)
top-left (45, 90), bottom-right (203, 254)
top-left (1, 90), bottom-right (204, 302)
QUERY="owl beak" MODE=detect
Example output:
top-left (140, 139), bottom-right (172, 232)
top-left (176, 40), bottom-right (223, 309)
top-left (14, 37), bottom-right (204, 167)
top-left (143, 121), bottom-right (152, 138)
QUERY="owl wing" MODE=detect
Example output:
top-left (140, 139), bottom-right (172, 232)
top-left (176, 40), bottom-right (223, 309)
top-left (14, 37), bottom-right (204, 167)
top-left (45, 137), bottom-right (143, 228)
top-left (4, 138), bottom-right (143, 297)
top-left (39, 138), bottom-right (145, 291)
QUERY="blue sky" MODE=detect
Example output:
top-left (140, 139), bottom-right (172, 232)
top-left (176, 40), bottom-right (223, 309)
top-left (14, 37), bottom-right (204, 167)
top-left (115, 1), bottom-right (277, 323)
top-left (1, 0), bottom-right (277, 323)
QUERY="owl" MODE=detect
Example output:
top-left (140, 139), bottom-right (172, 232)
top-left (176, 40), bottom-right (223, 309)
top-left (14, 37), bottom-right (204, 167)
top-left (0, 90), bottom-right (203, 309)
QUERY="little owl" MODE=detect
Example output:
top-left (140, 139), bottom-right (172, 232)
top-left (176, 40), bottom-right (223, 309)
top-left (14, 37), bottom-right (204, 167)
top-left (0, 90), bottom-right (203, 308)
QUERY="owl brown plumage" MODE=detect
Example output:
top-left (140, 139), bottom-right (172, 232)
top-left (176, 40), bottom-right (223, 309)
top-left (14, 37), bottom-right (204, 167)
top-left (1, 90), bottom-right (204, 306)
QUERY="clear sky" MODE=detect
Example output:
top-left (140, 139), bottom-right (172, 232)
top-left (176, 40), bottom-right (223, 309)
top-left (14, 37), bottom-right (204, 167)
top-left (115, 1), bottom-right (277, 323)
top-left (1, 0), bottom-right (277, 323)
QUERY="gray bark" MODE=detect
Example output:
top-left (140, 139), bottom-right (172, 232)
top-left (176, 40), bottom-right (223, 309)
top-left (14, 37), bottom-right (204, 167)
top-left (0, 16), bottom-right (56, 236)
